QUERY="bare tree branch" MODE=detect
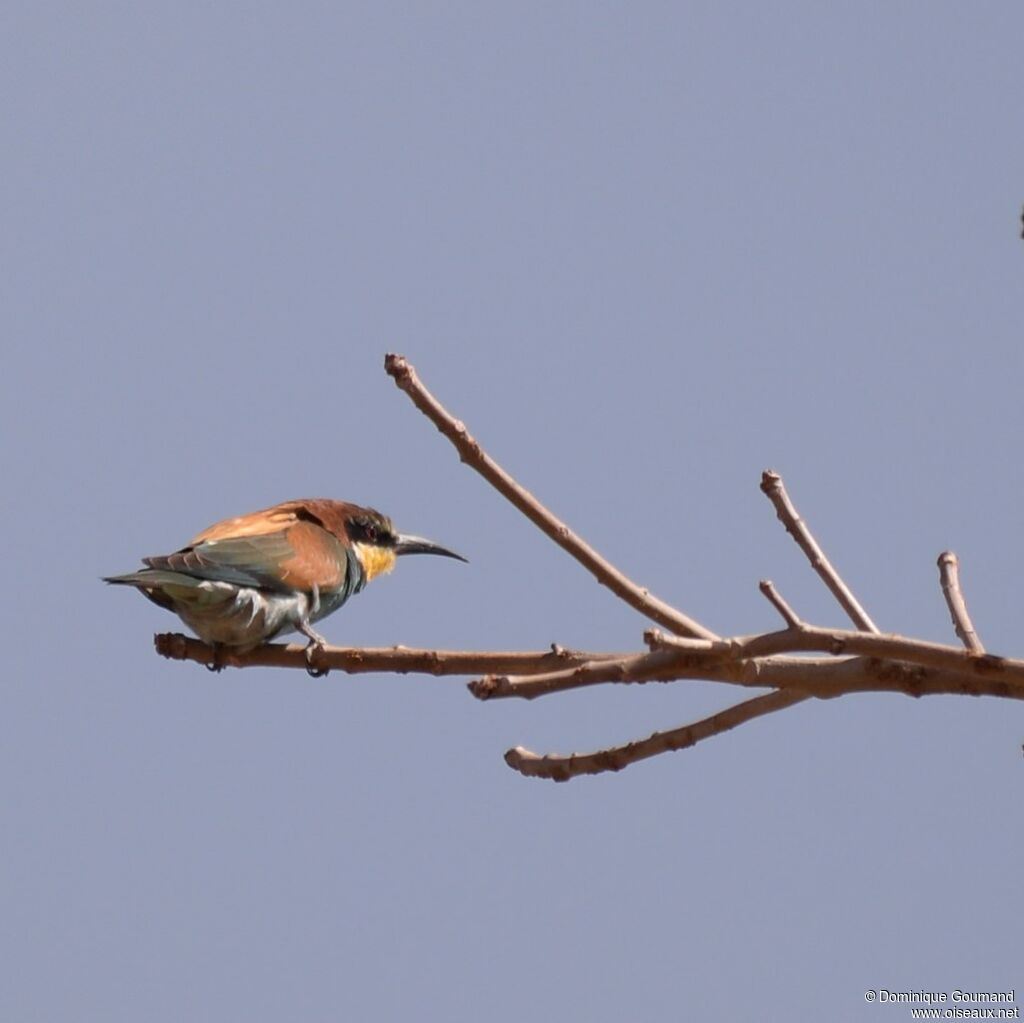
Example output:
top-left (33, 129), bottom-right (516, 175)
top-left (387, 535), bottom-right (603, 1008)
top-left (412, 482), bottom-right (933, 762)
top-left (760, 470), bottom-right (879, 633)
top-left (646, 624), bottom-right (1008, 673)
top-left (144, 356), bottom-right (1023, 781)
top-left (469, 650), bottom-right (682, 701)
top-left (470, 628), bottom-right (1024, 703)
top-left (385, 353), bottom-right (717, 641)
top-left (505, 690), bottom-right (809, 781)
top-left (464, 459), bottom-right (1006, 735)
top-left (154, 632), bottom-right (627, 676)
top-left (937, 551), bottom-right (984, 653)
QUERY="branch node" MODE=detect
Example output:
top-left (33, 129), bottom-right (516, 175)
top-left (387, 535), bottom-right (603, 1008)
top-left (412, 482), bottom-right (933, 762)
top-left (643, 629), bottom-right (663, 650)
top-left (468, 675), bottom-right (507, 700)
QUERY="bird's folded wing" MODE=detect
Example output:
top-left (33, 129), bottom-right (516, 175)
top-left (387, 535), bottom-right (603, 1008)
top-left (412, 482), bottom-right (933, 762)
top-left (144, 522), bottom-right (348, 593)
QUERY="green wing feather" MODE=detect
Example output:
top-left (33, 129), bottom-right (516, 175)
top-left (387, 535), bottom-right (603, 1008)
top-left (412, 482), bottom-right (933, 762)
top-left (141, 531), bottom-right (301, 591)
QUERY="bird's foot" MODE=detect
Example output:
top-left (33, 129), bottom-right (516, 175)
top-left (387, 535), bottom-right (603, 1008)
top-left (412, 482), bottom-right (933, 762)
top-left (205, 643), bottom-right (227, 673)
top-left (304, 640), bottom-right (329, 678)
top-left (298, 622), bottom-right (330, 677)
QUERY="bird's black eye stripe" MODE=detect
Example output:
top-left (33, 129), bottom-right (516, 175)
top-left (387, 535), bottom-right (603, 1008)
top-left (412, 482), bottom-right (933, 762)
top-left (349, 514), bottom-right (391, 545)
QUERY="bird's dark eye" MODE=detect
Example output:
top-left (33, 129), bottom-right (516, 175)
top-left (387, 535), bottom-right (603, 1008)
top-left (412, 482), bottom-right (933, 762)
top-left (349, 511), bottom-right (394, 546)
top-left (350, 515), bottom-right (381, 543)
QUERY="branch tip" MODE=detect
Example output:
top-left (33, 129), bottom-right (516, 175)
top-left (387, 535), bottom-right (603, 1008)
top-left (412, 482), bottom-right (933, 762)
top-left (383, 352), bottom-right (409, 379)
top-left (154, 631), bottom-right (185, 660)
top-left (468, 675), bottom-right (504, 699)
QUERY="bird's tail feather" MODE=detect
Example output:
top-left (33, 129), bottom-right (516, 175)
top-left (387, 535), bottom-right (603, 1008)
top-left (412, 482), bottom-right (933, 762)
top-left (103, 569), bottom-right (234, 610)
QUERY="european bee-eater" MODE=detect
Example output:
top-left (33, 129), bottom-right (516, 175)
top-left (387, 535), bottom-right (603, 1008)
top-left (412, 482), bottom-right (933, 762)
top-left (105, 499), bottom-right (466, 656)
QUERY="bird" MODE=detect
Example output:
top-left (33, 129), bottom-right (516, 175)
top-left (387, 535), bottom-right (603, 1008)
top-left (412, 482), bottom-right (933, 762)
top-left (105, 498), bottom-right (466, 668)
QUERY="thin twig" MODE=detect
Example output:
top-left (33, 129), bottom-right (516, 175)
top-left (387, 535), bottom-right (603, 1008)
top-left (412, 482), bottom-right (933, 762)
top-left (760, 470), bottom-right (879, 634)
top-left (505, 689), bottom-right (807, 781)
top-left (154, 632), bottom-right (627, 676)
top-left (752, 580), bottom-right (812, 714)
top-left (385, 353), bottom-right (717, 641)
top-left (758, 579), bottom-right (804, 628)
top-left (937, 551), bottom-right (984, 653)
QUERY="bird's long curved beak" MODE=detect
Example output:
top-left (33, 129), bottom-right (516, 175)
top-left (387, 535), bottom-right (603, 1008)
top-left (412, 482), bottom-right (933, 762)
top-left (394, 533), bottom-right (468, 562)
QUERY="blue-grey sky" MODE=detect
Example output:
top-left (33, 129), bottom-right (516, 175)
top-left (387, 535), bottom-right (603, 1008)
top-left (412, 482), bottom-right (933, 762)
top-left (3, 4), bottom-right (1022, 1020)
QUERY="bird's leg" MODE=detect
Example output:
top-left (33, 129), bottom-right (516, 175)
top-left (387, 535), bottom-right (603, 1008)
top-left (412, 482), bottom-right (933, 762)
top-left (297, 616), bottom-right (330, 678)
top-left (205, 642), bottom-right (227, 673)
top-left (297, 619), bottom-right (328, 646)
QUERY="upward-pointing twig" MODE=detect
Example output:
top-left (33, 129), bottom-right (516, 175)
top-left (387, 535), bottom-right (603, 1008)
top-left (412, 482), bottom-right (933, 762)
top-left (758, 579), bottom-right (803, 629)
top-left (385, 354), bottom-right (717, 641)
top-left (937, 551), bottom-right (984, 653)
top-left (760, 471), bottom-right (879, 634)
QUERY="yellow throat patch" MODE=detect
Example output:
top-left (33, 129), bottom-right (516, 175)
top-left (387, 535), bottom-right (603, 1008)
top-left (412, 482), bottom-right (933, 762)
top-left (354, 543), bottom-right (398, 583)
